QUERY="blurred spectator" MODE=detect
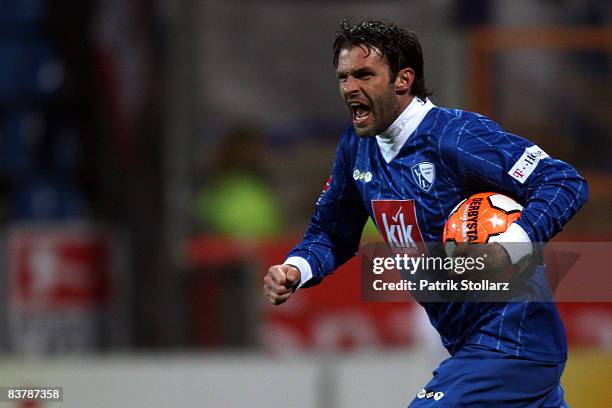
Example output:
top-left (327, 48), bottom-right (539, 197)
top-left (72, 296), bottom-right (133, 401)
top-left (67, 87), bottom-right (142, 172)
top-left (195, 126), bottom-right (284, 239)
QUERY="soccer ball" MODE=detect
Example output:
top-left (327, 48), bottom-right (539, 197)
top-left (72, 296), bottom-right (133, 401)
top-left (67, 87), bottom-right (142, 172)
top-left (443, 192), bottom-right (523, 255)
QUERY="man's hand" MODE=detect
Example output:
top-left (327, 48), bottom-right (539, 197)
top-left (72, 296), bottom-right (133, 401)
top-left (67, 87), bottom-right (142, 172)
top-left (452, 243), bottom-right (511, 278)
top-left (263, 264), bottom-right (301, 305)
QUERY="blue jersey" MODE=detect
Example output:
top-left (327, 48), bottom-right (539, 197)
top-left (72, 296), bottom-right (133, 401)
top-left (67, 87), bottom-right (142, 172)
top-left (286, 98), bottom-right (588, 362)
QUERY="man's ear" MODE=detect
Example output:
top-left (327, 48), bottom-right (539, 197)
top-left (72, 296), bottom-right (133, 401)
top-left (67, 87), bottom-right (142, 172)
top-left (395, 67), bottom-right (415, 95)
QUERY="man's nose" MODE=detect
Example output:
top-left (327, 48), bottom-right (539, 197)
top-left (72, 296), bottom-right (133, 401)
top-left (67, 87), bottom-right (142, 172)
top-left (342, 76), bottom-right (360, 95)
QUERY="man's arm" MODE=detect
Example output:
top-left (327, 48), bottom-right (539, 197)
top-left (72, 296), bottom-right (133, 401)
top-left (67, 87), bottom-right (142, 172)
top-left (440, 116), bottom-right (588, 264)
top-left (263, 130), bottom-right (369, 304)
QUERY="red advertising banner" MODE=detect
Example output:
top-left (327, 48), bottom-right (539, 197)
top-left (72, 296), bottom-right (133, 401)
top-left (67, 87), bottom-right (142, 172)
top-left (6, 224), bottom-right (128, 353)
top-left (188, 235), bottom-right (612, 352)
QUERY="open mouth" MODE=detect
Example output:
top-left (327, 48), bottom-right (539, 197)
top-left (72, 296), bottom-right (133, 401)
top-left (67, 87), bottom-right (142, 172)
top-left (349, 102), bottom-right (371, 127)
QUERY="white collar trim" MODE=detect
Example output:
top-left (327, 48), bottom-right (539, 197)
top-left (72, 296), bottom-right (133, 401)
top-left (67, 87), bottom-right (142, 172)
top-left (375, 97), bottom-right (435, 163)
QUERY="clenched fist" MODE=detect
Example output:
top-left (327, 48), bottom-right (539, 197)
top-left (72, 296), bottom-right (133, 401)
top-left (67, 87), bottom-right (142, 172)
top-left (263, 264), bottom-right (301, 305)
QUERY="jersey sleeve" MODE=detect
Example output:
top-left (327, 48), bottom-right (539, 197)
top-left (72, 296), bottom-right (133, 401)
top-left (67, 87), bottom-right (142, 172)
top-left (285, 130), bottom-right (369, 288)
top-left (438, 116), bottom-right (588, 244)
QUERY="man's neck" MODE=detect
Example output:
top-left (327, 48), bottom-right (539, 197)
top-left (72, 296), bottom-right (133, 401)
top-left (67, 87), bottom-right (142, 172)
top-left (375, 96), bottom-right (435, 162)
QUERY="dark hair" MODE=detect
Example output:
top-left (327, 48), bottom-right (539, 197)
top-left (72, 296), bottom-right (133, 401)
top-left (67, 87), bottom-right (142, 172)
top-left (333, 18), bottom-right (432, 99)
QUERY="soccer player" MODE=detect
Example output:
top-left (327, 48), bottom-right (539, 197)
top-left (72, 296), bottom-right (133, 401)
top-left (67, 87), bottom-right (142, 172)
top-left (262, 19), bottom-right (588, 407)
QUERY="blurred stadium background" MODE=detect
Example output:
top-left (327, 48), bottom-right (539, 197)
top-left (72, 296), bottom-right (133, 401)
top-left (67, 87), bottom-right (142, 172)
top-left (0, 0), bottom-right (610, 407)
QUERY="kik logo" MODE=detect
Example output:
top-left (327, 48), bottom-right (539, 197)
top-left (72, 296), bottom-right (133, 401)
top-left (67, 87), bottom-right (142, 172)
top-left (381, 206), bottom-right (415, 246)
top-left (372, 200), bottom-right (424, 248)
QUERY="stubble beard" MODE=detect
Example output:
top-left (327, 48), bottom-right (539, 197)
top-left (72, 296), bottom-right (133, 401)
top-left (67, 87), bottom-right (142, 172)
top-left (353, 90), bottom-right (400, 138)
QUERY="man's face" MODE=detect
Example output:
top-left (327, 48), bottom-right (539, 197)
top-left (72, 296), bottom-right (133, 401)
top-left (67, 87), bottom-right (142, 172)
top-left (336, 45), bottom-right (402, 137)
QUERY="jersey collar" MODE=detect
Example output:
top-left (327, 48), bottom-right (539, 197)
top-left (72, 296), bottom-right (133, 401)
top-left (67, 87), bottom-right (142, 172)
top-left (375, 97), bottom-right (435, 163)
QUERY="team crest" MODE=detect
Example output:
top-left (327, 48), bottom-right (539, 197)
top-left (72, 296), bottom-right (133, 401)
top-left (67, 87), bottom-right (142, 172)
top-left (411, 162), bottom-right (435, 192)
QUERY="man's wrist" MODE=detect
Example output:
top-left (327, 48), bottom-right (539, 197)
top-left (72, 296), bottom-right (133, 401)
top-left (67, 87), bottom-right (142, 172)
top-left (490, 223), bottom-right (533, 265)
top-left (283, 256), bottom-right (312, 288)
